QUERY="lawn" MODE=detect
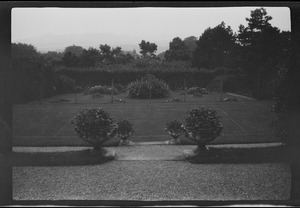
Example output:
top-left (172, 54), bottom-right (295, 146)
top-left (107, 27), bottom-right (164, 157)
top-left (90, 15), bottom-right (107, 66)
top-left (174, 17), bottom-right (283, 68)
top-left (12, 91), bottom-right (278, 146)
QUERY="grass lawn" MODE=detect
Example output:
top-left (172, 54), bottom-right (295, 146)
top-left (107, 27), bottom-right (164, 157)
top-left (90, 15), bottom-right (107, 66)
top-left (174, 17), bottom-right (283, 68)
top-left (13, 91), bottom-right (278, 146)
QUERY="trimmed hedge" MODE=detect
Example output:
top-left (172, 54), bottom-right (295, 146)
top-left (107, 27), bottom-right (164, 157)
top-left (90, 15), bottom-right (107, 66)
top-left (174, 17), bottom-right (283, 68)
top-left (57, 65), bottom-right (219, 90)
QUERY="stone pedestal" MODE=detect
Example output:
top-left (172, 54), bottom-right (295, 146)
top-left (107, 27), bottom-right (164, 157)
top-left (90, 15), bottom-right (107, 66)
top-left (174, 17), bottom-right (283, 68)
top-left (166, 138), bottom-right (181, 145)
top-left (119, 139), bottom-right (135, 146)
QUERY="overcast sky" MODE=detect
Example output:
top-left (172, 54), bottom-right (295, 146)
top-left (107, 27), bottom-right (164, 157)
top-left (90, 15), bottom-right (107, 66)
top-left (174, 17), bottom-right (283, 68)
top-left (11, 7), bottom-right (291, 52)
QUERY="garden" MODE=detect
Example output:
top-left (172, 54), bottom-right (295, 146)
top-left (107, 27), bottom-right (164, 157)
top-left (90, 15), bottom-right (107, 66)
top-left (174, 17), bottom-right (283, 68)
top-left (9, 7), bottom-right (295, 202)
top-left (11, 72), bottom-right (285, 166)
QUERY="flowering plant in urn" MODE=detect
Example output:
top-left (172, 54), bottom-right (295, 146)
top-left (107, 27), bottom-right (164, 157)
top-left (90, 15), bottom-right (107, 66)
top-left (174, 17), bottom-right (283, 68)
top-left (165, 120), bottom-right (185, 144)
top-left (183, 106), bottom-right (223, 155)
top-left (116, 120), bottom-right (135, 146)
top-left (71, 108), bottom-right (117, 156)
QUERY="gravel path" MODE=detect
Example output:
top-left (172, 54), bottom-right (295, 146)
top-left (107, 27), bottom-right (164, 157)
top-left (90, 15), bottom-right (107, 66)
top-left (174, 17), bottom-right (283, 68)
top-left (13, 161), bottom-right (290, 201)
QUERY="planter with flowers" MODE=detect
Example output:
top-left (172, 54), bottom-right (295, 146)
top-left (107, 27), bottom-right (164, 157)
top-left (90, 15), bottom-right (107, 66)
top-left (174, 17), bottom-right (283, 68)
top-left (182, 106), bottom-right (223, 158)
top-left (116, 120), bottom-right (135, 146)
top-left (71, 108), bottom-right (117, 158)
top-left (164, 120), bottom-right (185, 145)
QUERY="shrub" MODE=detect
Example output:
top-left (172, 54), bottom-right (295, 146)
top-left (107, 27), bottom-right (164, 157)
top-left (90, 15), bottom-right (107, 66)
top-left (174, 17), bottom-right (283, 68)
top-left (88, 85), bottom-right (119, 95)
top-left (83, 86), bottom-right (90, 95)
top-left (54, 74), bottom-right (76, 93)
top-left (74, 86), bottom-right (83, 93)
top-left (165, 120), bottom-right (185, 139)
top-left (182, 106), bottom-right (223, 152)
top-left (193, 92), bottom-right (203, 97)
top-left (91, 93), bottom-right (104, 99)
top-left (126, 74), bottom-right (170, 98)
top-left (116, 120), bottom-right (134, 140)
top-left (71, 108), bottom-right (117, 150)
top-left (187, 87), bottom-right (208, 95)
top-left (114, 83), bottom-right (126, 93)
top-left (184, 106), bottom-right (222, 138)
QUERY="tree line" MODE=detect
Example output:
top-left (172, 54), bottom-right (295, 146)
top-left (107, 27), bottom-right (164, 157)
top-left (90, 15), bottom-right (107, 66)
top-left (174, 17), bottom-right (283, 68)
top-left (11, 7), bottom-right (291, 103)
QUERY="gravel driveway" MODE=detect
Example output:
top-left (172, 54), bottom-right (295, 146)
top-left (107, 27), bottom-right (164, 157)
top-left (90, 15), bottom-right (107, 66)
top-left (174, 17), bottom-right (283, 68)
top-left (13, 161), bottom-right (290, 201)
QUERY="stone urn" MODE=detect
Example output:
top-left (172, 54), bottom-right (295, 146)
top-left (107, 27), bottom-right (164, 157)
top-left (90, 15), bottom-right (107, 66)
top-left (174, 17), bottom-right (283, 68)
top-left (165, 129), bottom-right (182, 145)
top-left (118, 131), bottom-right (135, 146)
top-left (71, 108), bottom-right (117, 160)
top-left (83, 134), bottom-right (116, 159)
top-left (183, 125), bottom-right (223, 158)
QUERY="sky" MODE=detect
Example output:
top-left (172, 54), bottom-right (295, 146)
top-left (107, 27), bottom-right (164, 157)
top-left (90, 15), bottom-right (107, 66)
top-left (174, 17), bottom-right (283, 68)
top-left (11, 7), bottom-right (291, 53)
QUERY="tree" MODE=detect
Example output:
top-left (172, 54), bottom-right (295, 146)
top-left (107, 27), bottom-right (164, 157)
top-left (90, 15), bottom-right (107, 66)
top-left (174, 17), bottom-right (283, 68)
top-left (164, 37), bottom-right (190, 61)
top-left (192, 21), bottom-right (237, 69)
top-left (183, 36), bottom-right (198, 56)
top-left (99, 44), bottom-right (112, 63)
top-left (62, 51), bottom-right (80, 67)
top-left (237, 7), bottom-right (285, 98)
top-left (111, 47), bottom-right (122, 58)
top-left (11, 43), bottom-right (55, 103)
top-left (41, 51), bottom-right (63, 67)
top-left (64, 45), bottom-right (84, 56)
top-left (80, 47), bottom-right (100, 67)
top-left (139, 40), bottom-right (158, 58)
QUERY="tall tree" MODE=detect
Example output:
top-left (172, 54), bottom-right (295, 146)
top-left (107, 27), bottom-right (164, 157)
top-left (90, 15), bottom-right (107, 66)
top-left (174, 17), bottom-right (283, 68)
top-left (99, 44), bottom-right (112, 63)
top-left (64, 45), bottom-right (84, 56)
top-left (80, 47), bottom-right (100, 67)
top-left (237, 7), bottom-right (285, 98)
top-left (12, 43), bottom-right (55, 103)
top-left (192, 21), bottom-right (237, 69)
top-left (62, 51), bottom-right (80, 67)
top-left (183, 36), bottom-right (198, 55)
top-left (139, 40), bottom-right (158, 58)
top-left (165, 37), bottom-right (190, 61)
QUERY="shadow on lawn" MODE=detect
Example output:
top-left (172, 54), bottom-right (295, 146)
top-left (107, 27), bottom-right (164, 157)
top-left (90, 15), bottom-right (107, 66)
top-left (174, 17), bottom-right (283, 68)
top-left (186, 146), bottom-right (290, 164)
top-left (11, 149), bottom-right (114, 167)
top-left (9, 145), bottom-right (290, 167)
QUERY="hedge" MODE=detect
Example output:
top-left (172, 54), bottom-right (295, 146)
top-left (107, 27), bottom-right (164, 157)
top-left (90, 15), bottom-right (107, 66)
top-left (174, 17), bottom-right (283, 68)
top-left (57, 66), bottom-right (219, 90)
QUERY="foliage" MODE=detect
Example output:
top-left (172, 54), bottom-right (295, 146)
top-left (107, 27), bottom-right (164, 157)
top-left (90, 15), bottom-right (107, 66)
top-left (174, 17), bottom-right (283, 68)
top-left (114, 83), bottom-right (126, 93)
top-left (80, 47), bottom-right (100, 67)
top-left (186, 87), bottom-right (208, 95)
top-left (126, 74), bottom-right (170, 98)
top-left (207, 73), bottom-right (241, 93)
top-left (57, 61), bottom-right (217, 91)
top-left (165, 120), bottom-right (185, 139)
top-left (237, 7), bottom-right (290, 99)
top-left (42, 51), bottom-right (64, 67)
top-left (165, 37), bottom-right (191, 61)
top-left (91, 93), bottom-right (104, 99)
top-left (183, 36), bottom-right (198, 54)
top-left (192, 21), bottom-right (237, 69)
top-left (270, 66), bottom-right (289, 143)
top-left (88, 85), bottom-right (119, 95)
top-left (184, 106), bottom-right (222, 138)
top-left (62, 51), bottom-right (80, 67)
top-left (54, 74), bottom-right (76, 93)
top-left (64, 45), bottom-right (84, 56)
top-left (98, 44), bottom-right (134, 65)
top-left (193, 92), bottom-right (203, 97)
top-left (139, 40), bottom-right (158, 58)
top-left (11, 43), bottom-right (57, 103)
top-left (73, 86), bottom-right (83, 93)
top-left (0, 117), bottom-right (10, 151)
top-left (71, 108), bottom-right (117, 148)
top-left (116, 120), bottom-right (134, 140)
